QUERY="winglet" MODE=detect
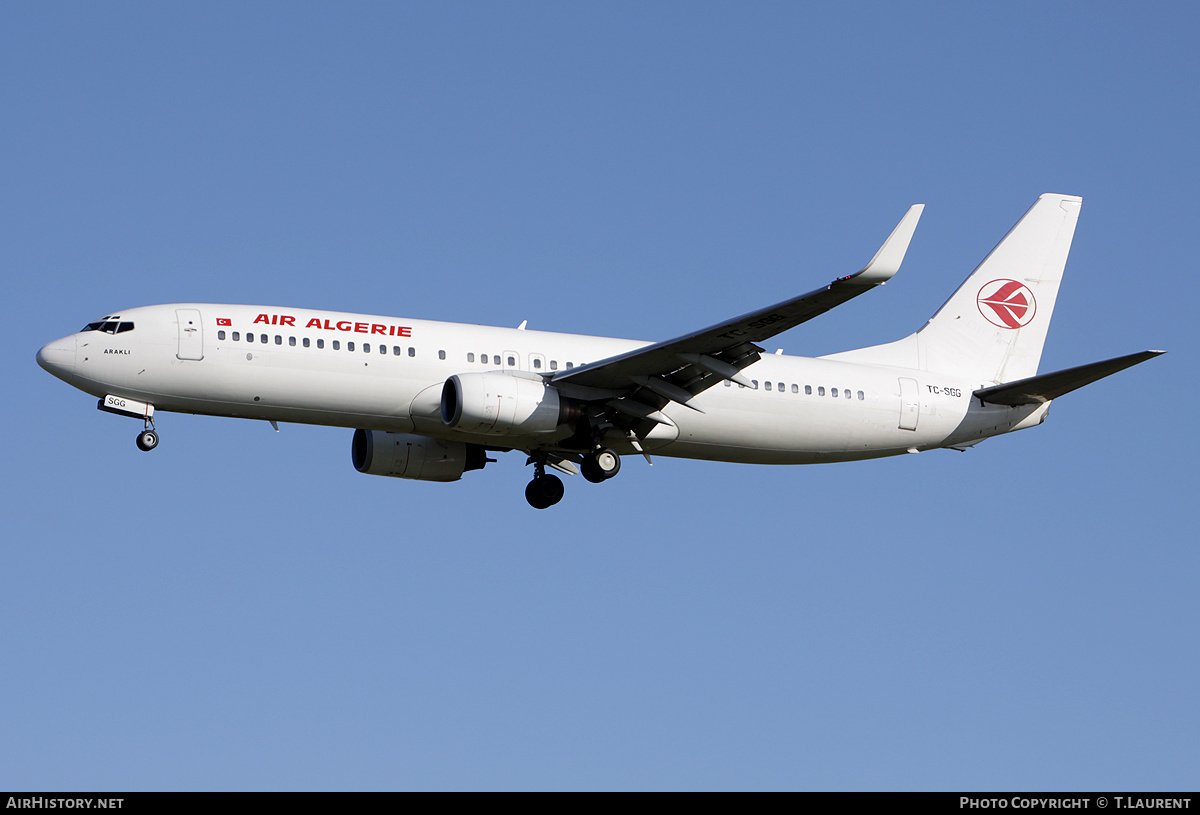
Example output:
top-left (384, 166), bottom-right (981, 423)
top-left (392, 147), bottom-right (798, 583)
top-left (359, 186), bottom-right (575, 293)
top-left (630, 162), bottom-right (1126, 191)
top-left (847, 204), bottom-right (924, 285)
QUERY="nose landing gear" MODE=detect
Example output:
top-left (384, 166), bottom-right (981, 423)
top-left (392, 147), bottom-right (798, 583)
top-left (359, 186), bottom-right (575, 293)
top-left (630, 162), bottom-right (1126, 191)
top-left (135, 413), bottom-right (159, 452)
top-left (98, 395), bottom-right (160, 452)
top-left (136, 428), bottom-right (159, 451)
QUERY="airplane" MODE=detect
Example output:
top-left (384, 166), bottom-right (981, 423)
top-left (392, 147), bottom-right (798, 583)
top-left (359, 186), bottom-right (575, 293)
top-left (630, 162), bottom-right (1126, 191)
top-left (37, 193), bottom-right (1162, 508)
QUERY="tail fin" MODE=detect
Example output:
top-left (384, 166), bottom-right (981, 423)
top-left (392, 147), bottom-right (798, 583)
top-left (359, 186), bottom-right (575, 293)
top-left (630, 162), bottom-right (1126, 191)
top-left (919, 193), bottom-right (1081, 381)
top-left (826, 194), bottom-right (1082, 383)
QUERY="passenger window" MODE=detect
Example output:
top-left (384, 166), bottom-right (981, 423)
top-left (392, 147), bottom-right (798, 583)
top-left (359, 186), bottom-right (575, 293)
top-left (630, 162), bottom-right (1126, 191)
top-left (218, 330), bottom-right (226, 340)
top-left (844, 389), bottom-right (851, 399)
top-left (507, 355), bottom-right (515, 366)
top-left (493, 355), bottom-right (500, 365)
top-left (724, 380), bottom-right (731, 387)
top-left (409, 347), bottom-right (416, 357)
top-left (347, 342), bottom-right (355, 352)
top-left (289, 336), bottom-right (296, 346)
top-left (752, 380), bottom-right (759, 389)
top-left (333, 340), bottom-right (340, 350)
top-left (550, 361), bottom-right (558, 370)
top-left (467, 353), bottom-right (475, 363)
top-left (247, 333), bottom-right (254, 343)
top-left (831, 388), bottom-right (838, 398)
top-left (393, 346), bottom-right (401, 356)
top-left (363, 343), bottom-right (370, 353)
top-left (533, 358), bottom-right (541, 369)
top-left (260, 334), bottom-right (268, 344)
top-left (818, 387), bottom-right (825, 396)
top-left (791, 384), bottom-right (799, 393)
top-left (317, 339), bottom-right (324, 349)
top-left (303, 338), bottom-right (310, 348)
top-left (438, 350), bottom-right (446, 360)
top-left (232, 331), bottom-right (240, 341)
top-left (275, 335), bottom-right (282, 345)
top-left (777, 382), bottom-right (784, 392)
top-left (765, 381), bottom-right (772, 391)
top-left (857, 390), bottom-right (865, 400)
top-left (566, 362), bottom-right (573, 369)
top-left (805, 385), bottom-right (812, 395)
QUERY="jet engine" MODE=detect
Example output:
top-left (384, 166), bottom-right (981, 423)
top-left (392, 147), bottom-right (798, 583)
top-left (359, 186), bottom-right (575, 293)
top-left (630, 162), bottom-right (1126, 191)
top-left (440, 372), bottom-right (578, 436)
top-left (352, 429), bottom-right (488, 482)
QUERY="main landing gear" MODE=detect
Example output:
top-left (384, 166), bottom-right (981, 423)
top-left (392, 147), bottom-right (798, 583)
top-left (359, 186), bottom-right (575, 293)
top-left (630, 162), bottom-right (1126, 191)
top-left (524, 447), bottom-right (622, 508)
top-left (580, 447), bottom-right (621, 483)
top-left (525, 457), bottom-right (565, 510)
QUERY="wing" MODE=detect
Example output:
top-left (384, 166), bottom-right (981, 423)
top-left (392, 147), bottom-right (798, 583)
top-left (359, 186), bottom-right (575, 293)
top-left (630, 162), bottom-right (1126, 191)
top-left (550, 204), bottom-right (924, 428)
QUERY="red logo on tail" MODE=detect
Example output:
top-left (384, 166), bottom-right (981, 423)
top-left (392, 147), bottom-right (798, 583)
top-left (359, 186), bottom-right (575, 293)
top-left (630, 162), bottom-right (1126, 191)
top-left (977, 279), bottom-right (1036, 329)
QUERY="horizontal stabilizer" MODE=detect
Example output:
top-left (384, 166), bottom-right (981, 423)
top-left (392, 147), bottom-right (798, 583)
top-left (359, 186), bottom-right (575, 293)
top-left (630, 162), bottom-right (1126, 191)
top-left (974, 350), bottom-right (1164, 406)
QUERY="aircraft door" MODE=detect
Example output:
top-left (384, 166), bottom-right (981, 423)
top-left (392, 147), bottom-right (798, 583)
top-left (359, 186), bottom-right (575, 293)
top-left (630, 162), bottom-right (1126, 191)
top-left (898, 377), bottom-right (919, 431)
top-left (176, 308), bottom-right (204, 360)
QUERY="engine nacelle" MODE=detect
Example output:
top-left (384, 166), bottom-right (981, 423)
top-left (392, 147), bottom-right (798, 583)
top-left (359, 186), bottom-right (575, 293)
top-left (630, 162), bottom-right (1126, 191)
top-left (441, 372), bottom-right (573, 436)
top-left (351, 429), bottom-right (487, 482)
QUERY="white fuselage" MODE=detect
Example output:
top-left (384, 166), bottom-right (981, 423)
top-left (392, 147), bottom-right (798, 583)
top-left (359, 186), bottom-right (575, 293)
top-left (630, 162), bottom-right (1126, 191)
top-left (39, 303), bottom-right (1046, 464)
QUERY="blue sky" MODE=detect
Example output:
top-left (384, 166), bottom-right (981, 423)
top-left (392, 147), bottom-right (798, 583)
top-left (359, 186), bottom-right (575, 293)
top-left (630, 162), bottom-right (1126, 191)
top-left (3, 2), bottom-right (1197, 790)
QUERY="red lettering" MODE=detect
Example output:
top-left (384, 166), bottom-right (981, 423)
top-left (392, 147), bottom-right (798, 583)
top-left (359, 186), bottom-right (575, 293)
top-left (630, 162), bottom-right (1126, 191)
top-left (253, 314), bottom-right (270, 325)
top-left (324, 320), bottom-right (334, 330)
top-left (306, 318), bottom-right (322, 329)
top-left (398, 327), bottom-right (411, 337)
top-left (371, 324), bottom-right (386, 335)
top-left (280, 316), bottom-right (295, 327)
top-left (336, 321), bottom-right (352, 331)
top-left (354, 322), bottom-right (368, 333)
top-left (271, 314), bottom-right (278, 325)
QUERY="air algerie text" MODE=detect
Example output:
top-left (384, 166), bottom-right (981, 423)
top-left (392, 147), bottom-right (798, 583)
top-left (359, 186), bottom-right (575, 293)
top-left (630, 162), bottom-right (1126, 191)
top-left (251, 313), bottom-right (411, 337)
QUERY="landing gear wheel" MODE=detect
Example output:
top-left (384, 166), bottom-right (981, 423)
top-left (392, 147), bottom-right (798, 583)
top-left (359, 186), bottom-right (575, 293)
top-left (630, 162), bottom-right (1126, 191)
top-left (525, 474), bottom-right (565, 509)
top-left (136, 430), bottom-right (159, 452)
top-left (581, 447), bottom-right (621, 483)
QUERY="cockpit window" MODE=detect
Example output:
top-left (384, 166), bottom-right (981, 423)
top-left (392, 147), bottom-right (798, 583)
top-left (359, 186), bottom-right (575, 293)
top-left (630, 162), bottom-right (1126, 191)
top-left (82, 316), bottom-right (135, 333)
top-left (82, 320), bottom-right (134, 334)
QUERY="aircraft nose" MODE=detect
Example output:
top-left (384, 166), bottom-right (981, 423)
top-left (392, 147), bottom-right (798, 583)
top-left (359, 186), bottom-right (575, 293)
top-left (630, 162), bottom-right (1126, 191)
top-left (37, 335), bottom-right (76, 378)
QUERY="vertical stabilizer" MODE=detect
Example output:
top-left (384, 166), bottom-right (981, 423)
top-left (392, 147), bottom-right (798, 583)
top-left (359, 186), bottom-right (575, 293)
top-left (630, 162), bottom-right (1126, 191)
top-left (824, 194), bottom-right (1082, 383)
top-left (918, 194), bottom-right (1081, 382)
